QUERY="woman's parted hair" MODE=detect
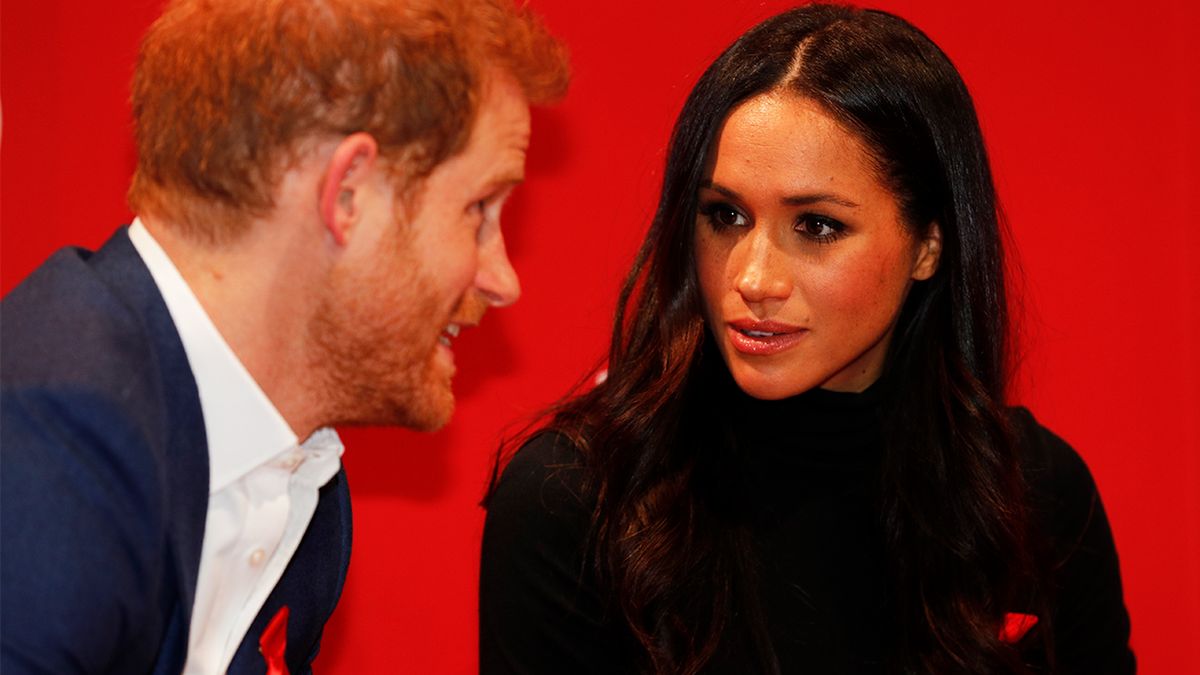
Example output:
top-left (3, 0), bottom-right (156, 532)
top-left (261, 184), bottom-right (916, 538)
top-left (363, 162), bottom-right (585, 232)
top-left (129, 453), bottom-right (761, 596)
top-left (646, 5), bottom-right (1005, 389)
top-left (548, 5), bottom-right (1038, 674)
top-left (128, 0), bottom-right (569, 243)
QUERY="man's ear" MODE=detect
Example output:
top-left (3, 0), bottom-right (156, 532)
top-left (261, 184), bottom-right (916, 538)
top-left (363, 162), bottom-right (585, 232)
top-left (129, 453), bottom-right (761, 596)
top-left (912, 221), bottom-right (942, 281)
top-left (319, 133), bottom-right (379, 246)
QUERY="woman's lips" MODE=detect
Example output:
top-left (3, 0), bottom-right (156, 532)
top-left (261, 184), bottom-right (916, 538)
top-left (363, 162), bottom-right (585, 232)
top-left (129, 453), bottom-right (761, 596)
top-left (725, 320), bottom-right (808, 355)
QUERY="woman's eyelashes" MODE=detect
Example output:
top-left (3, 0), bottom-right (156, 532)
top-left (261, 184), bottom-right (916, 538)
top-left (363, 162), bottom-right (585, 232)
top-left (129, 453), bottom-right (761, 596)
top-left (699, 201), bottom-right (847, 244)
top-left (795, 214), bottom-right (847, 244)
top-left (699, 201), bottom-right (747, 230)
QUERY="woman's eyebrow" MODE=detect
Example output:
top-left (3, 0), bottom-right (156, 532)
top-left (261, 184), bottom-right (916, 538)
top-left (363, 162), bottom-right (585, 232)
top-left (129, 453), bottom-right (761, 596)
top-left (781, 193), bottom-right (859, 208)
top-left (700, 180), bottom-right (859, 208)
top-left (698, 181), bottom-right (741, 201)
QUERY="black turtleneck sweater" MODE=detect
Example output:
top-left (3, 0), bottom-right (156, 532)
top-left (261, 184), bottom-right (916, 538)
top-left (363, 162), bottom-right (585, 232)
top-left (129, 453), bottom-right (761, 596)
top-left (479, 384), bottom-right (1134, 674)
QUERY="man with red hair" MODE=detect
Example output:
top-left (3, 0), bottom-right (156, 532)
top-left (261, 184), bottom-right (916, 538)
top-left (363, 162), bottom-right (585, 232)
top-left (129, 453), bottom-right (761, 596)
top-left (0, 1), bottom-right (568, 672)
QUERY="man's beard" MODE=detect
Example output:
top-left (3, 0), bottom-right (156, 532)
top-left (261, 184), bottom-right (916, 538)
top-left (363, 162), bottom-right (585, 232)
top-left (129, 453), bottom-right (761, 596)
top-left (307, 246), bottom-right (456, 432)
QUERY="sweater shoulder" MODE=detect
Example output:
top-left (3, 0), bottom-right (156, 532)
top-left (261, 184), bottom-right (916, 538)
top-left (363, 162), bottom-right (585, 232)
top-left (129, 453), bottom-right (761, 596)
top-left (489, 430), bottom-right (594, 520)
top-left (1008, 406), bottom-right (1098, 524)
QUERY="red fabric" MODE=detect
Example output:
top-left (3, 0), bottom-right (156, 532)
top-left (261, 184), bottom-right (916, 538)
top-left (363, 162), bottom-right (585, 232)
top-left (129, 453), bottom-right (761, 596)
top-left (999, 612), bottom-right (1038, 644)
top-left (259, 605), bottom-right (290, 675)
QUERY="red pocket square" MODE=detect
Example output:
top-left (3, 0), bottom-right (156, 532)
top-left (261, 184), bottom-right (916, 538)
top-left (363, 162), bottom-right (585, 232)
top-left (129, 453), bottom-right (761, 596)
top-left (999, 612), bottom-right (1038, 644)
top-left (259, 605), bottom-right (290, 675)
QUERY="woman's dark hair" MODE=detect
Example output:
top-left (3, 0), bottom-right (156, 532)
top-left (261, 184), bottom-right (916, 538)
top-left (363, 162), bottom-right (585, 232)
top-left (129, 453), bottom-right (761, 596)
top-left (495, 5), bottom-right (1043, 673)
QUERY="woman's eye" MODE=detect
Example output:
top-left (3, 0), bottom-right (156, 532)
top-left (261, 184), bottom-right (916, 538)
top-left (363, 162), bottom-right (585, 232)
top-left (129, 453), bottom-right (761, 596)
top-left (796, 214), bottom-right (845, 242)
top-left (701, 203), bottom-right (747, 229)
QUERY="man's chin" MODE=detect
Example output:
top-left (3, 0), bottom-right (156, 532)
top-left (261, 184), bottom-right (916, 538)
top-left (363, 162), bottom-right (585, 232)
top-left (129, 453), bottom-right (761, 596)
top-left (409, 404), bottom-right (454, 433)
top-left (360, 352), bottom-right (457, 431)
top-left (401, 385), bottom-right (455, 432)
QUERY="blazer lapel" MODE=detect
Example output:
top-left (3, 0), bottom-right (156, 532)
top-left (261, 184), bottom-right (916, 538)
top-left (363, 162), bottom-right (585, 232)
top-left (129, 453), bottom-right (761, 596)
top-left (91, 228), bottom-right (210, 670)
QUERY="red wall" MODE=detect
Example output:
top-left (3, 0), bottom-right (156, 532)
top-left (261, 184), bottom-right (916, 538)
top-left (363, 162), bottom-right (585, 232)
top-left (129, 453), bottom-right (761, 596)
top-left (2, 1), bottom-right (1197, 672)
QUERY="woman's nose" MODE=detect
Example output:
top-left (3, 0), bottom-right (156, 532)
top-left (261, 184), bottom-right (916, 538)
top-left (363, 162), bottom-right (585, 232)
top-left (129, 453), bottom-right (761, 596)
top-left (732, 228), bottom-right (791, 306)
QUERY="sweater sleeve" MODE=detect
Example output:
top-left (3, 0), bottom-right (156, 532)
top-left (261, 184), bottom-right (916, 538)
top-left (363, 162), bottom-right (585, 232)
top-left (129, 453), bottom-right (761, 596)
top-left (1014, 408), bottom-right (1135, 674)
top-left (479, 432), bottom-right (636, 675)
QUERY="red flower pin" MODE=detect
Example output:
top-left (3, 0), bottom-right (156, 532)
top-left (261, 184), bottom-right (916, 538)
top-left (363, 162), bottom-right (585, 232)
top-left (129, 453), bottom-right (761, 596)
top-left (999, 612), bottom-right (1039, 644)
top-left (259, 605), bottom-right (290, 675)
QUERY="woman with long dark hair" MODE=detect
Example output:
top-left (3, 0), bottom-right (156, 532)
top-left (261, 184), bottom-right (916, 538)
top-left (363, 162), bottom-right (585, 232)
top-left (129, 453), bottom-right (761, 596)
top-left (480, 5), bottom-right (1133, 673)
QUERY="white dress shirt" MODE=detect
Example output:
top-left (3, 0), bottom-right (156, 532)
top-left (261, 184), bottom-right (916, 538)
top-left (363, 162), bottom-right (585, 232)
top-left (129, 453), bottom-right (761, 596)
top-left (128, 220), bottom-right (343, 675)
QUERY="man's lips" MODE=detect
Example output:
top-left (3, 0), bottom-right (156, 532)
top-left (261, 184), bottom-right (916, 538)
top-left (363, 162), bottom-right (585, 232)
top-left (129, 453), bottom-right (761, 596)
top-left (438, 313), bottom-right (483, 349)
top-left (438, 321), bottom-right (475, 348)
top-left (725, 319), bottom-right (808, 355)
top-left (439, 293), bottom-right (488, 350)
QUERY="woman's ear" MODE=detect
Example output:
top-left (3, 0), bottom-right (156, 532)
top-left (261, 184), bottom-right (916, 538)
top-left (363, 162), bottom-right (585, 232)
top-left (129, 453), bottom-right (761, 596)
top-left (318, 132), bottom-right (379, 246)
top-left (912, 222), bottom-right (942, 281)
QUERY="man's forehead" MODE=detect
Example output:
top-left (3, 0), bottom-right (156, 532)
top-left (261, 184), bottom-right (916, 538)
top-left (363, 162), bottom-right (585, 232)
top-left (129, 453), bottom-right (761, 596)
top-left (484, 84), bottom-right (531, 146)
top-left (466, 73), bottom-right (531, 176)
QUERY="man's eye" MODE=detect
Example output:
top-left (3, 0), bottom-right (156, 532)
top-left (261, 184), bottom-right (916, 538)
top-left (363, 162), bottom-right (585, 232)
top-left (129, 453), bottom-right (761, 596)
top-left (468, 199), bottom-right (491, 228)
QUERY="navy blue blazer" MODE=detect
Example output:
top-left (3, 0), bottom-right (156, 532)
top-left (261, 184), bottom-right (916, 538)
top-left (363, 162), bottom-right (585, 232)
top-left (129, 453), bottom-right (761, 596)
top-left (1, 229), bottom-right (352, 674)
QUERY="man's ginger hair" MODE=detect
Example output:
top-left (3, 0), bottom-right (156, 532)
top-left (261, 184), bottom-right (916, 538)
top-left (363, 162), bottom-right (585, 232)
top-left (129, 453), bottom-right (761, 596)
top-left (128, 0), bottom-right (569, 242)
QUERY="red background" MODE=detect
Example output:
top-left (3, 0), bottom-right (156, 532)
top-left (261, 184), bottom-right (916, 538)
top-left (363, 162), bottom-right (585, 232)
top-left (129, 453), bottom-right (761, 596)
top-left (2, 0), bottom-right (1197, 672)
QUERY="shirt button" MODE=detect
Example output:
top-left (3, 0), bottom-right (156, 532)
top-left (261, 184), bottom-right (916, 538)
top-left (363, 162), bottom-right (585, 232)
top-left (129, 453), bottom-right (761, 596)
top-left (249, 549), bottom-right (266, 566)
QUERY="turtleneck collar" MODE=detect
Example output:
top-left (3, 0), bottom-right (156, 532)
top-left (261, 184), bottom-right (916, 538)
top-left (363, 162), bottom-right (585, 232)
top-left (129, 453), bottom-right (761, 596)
top-left (722, 369), bottom-right (888, 468)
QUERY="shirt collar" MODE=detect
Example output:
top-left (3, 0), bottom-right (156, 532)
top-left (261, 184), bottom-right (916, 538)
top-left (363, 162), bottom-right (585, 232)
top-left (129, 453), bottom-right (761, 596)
top-left (128, 219), bottom-right (340, 493)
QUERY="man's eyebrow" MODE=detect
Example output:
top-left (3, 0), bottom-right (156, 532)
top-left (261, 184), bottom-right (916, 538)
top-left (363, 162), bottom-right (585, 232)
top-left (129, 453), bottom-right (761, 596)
top-left (699, 180), bottom-right (859, 209)
top-left (486, 172), bottom-right (525, 192)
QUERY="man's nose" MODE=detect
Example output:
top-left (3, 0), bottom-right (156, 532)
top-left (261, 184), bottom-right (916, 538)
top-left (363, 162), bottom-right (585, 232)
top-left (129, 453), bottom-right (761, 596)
top-left (476, 231), bottom-right (521, 307)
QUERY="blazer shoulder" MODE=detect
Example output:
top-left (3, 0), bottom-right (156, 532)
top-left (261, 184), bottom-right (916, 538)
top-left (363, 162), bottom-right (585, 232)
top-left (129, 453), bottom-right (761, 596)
top-left (1, 230), bottom-right (199, 446)
top-left (1, 231), bottom-right (209, 672)
top-left (4, 240), bottom-right (150, 383)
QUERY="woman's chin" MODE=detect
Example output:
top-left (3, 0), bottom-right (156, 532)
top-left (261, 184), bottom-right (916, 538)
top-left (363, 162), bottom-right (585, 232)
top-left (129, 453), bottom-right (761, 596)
top-left (728, 367), bottom-right (813, 401)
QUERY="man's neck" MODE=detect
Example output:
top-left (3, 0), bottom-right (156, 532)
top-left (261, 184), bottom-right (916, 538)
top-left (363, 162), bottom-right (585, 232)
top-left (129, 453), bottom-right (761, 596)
top-left (141, 214), bottom-right (329, 440)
